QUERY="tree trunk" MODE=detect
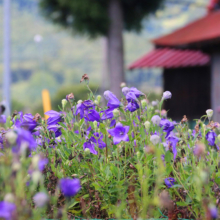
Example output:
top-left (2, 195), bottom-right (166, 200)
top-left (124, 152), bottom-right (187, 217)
top-left (107, 0), bottom-right (125, 98)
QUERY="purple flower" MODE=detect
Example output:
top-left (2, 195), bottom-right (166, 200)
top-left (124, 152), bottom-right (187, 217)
top-left (83, 141), bottom-right (97, 154)
top-left (125, 101), bottom-right (139, 112)
top-left (206, 131), bottom-right (217, 146)
top-left (104, 91), bottom-right (121, 109)
top-left (164, 177), bottom-right (175, 188)
top-left (45, 110), bottom-right (62, 126)
top-left (15, 128), bottom-right (37, 152)
top-left (110, 119), bottom-right (116, 127)
top-left (90, 132), bottom-right (106, 149)
top-left (159, 119), bottom-right (175, 138)
top-left (75, 100), bottom-right (94, 119)
top-left (38, 158), bottom-right (48, 171)
top-left (85, 109), bottom-right (100, 122)
top-left (60, 178), bottom-right (81, 197)
top-left (209, 205), bottom-right (218, 219)
top-left (126, 92), bottom-right (138, 102)
top-left (166, 135), bottom-right (179, 160)
top-left (129, 87), bottom-right (144, 98)
top-left (162, 91), bottom-right (172, 100)
top-left (101, 108), bottom-right (114, 120)
top-left (47, 124), bottom-right (62, 137)
top-left (122, 87), bottom-right (130, 96)
top-left (108, 122), bottom-right (129, 145)
top-left (33, 192), bottom-right (49, 207)
top-left (13, 112), bottom-right (37, 132)
top-left (0, 201), bottom-right (16, 220)
top-left (0, 115), bottom-right (6, 124)
top-left (192, 130), bottom-right (202, 138)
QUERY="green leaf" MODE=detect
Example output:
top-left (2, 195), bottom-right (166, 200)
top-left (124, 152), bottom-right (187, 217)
top-left (176, 201), bottom-right (189, 206)
top-left (164, 151), bottom-right (173, 163)
top-left (99, 123), bottom-right (107, 135)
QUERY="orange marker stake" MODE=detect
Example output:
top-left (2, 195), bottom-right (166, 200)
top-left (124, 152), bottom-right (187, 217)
top-left (42, 89), bottom-right (52, 120)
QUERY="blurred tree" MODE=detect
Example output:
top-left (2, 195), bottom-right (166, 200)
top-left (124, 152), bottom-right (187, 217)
top-left (39, 0), bottom-right (163, 97)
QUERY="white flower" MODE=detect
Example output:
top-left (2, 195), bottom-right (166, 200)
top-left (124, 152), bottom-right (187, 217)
top-left (151, 115), bottom-right (161, 126)
top-left (33, 192), bottom-right (49, 207)
top-left (150, 135), bottom-right (160, 145)
top-left (162, 91), bottom-right (172, 100)
top-left (206, 109), bottom-right (213, 119)
top-left (120, 82), bottom-right (126, 88)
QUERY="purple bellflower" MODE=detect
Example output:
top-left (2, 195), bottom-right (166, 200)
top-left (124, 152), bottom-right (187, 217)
top-left (90, 132), bottom-right (106, 149)
top-left (126, 92), bottom-right (138, 102)
top-left (206, 131), bottom-right (217, 146)
top-left (75, 100), bottom-right (94, 119)
top-left (159, 119), bottom-right (175, 138)
top-left (129, 87), bottom-right (144, 98)
top-left (15, 128), bottom-right (37, 152)
top-left (83, 141), bottom-right (97, 154)
top-left (85, 109), bottom-right (100, 122)
top-left (101, 108), bottom-right (114, 120)
top-left (166, 135), bottom-right (179, 160)
top-left (47, 124), bottom-right (62, 137)
top-left (125, 101), bottom-right (139, 112)
top-left (108, 122), bottom-right (129, 145)
top-left (0, 201), bottom-right (16, 220)
top-left (164, 177), bottom-right (175, 188)
top-left (45, 110), bottom-right (62, 126)
top-left (38, 158), bottom-right (49, 171)
top-left (60, 178), bottom-right (81, 197)
top-left (0, 115), bottom-right (6, 124)
top-left (104, 91), bottom-right (121, 109)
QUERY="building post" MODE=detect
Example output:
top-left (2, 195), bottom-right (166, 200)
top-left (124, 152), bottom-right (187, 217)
top-left (211, 53), bottom-right (220, 122)
top-left (3, 0), bottom-right (11, 116)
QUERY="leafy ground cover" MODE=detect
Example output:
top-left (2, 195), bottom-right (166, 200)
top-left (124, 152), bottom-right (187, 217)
top-left (0, 76), bottom-right (219, 219)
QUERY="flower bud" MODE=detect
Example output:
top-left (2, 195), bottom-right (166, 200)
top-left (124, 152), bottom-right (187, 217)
top-left (217, 134), bottom-right (220, 142)
top-left (206, 109), bottom-right (213, 119)
top-left (188, 129), bottom-right (192, 135)
top-left (136, 151), bottom-right (141, 160)
top-left (32, 171), bottom-right (42, 184)
top-left (12, 162), bottom-right (21, 171)
top-left (33, 192), bottom-right (49, 208)
top-left (96, 95), bottom-right (102, 103)
top-left (32, 155), bottom-right (40, 169)
top-left (94, 100), bottom-right (99, 105)
top-left (161, 109), bottom-right (167, 118)
top-left (151, 101), bottom-right (158, 106)
top-left (5, 131), bottom-right (17, 145)
top-left (4, 193), bottom-right (15, 203)
top-left (61, 99), bottom-right (68, 109)
top-left (93, 121), bottom-right (98, 128)
top-left (77, 100), bottom-right (82, 104)
top-left (113, 109), bottom-right (119, 117)
top-left (150, 135), bottom-right (160, 145)
top-left (84, 148), bottom-right (90, 155)
top-left (141, 99), bottom-right (147, 108)
top-left (144, 121), bottom-right (150, 132)
top-left (162, 91), bottom-right (172, 100)
top-left (66, 93), bottom-right (74, 101)
top-left (151, 115), bottom-right (161, 126)
top-left (120, 82), bottom-right (126, 88)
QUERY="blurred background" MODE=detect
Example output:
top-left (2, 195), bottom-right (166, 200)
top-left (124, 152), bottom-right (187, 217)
top-left (0, 0), bottom-right (212, 118)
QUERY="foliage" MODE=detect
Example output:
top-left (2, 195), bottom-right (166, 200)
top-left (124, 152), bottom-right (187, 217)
top-left (0, 80), bottom-right (219, 219)
top-left (39, 0), bottom-right (164, 37)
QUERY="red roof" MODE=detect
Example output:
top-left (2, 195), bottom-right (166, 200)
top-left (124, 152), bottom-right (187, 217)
top-left (153, 11), bottom-right (220, 46)
top-left (128, 48), bottom-right (210, 69)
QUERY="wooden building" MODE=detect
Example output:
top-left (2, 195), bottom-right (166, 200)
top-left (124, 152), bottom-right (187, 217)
top-left (129, 0), bottom-right (220, 122)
